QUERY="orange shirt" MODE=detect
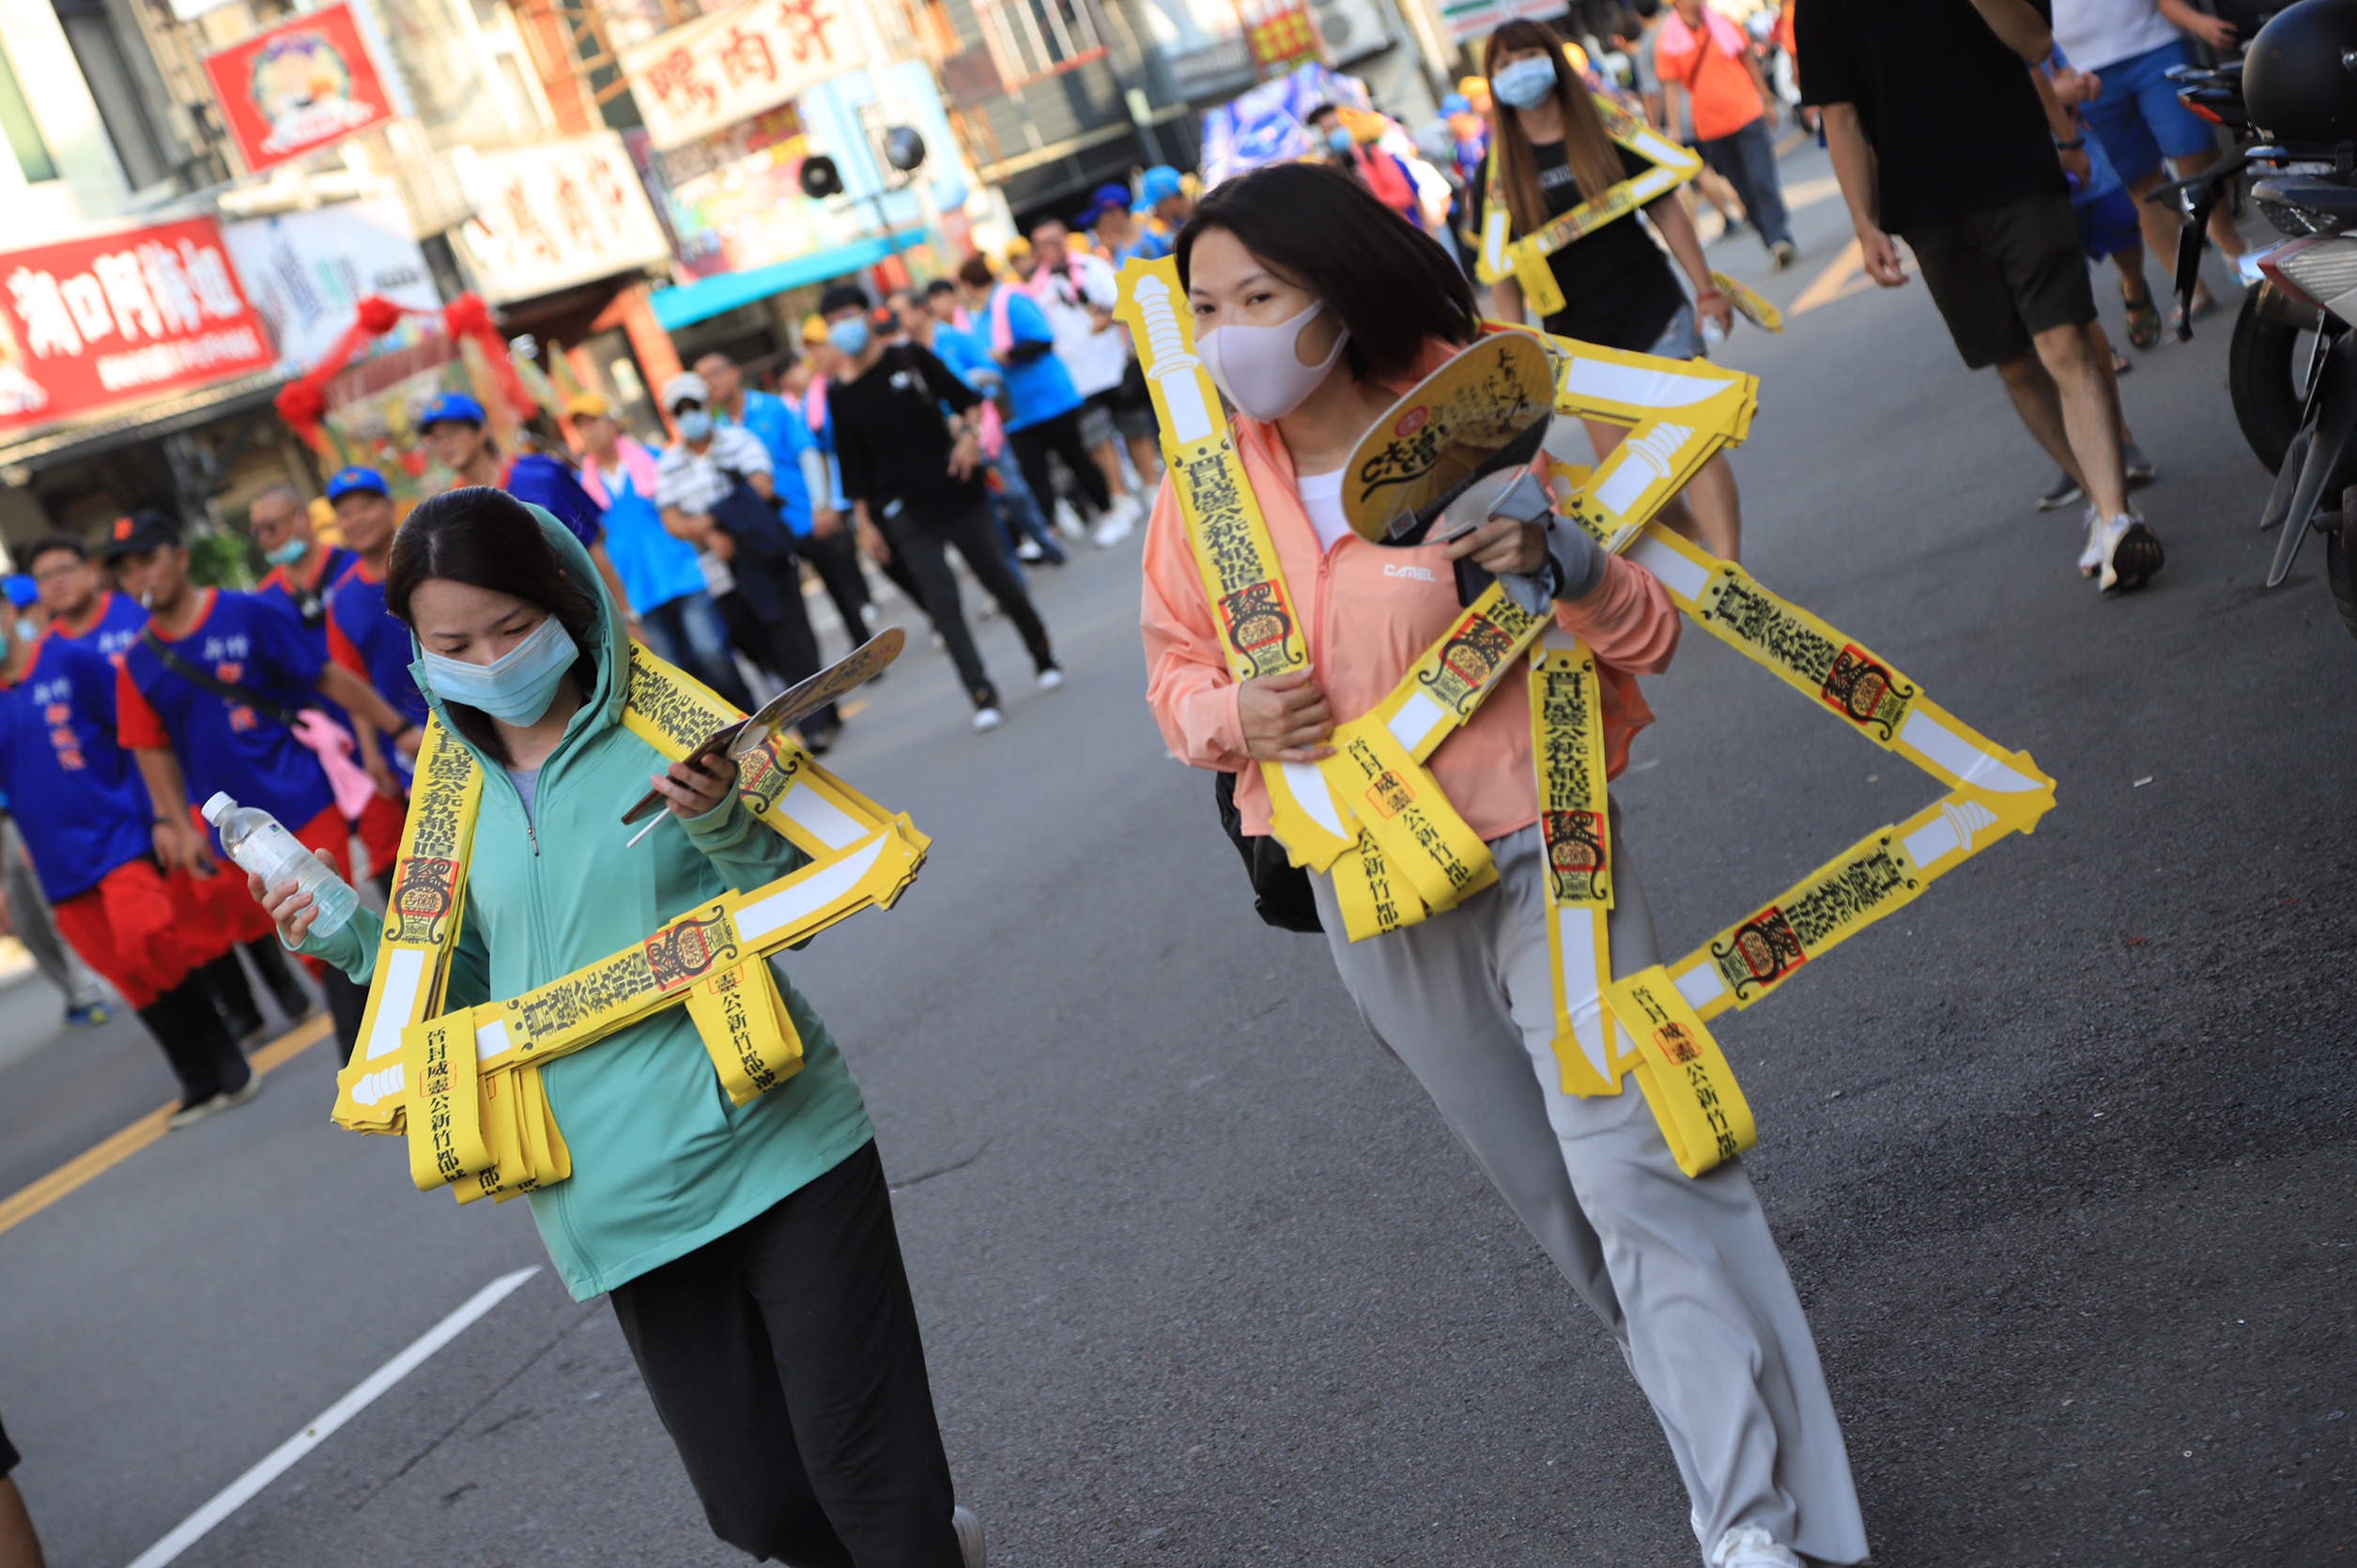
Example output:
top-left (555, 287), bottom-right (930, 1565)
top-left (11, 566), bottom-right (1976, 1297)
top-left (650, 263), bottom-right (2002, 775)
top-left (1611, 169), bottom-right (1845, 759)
top-left (1140, 344), bottom-right (1681, 844)
top-left (1655, 8), bottom-right (1764, 143)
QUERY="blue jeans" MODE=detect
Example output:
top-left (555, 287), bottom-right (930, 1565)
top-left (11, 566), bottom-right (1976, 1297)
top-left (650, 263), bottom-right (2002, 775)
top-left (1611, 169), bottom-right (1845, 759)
top-left (990, 454), bottom-right (1066, 561)
top-left (1701, 117), bottom-right (1791, 249)
top-left (640, 590), bottom-right (754, 711)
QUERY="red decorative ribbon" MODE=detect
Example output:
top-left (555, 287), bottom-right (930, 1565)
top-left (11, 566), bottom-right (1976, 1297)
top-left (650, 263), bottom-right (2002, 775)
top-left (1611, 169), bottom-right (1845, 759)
top-left (273, 292), bottom-right (535, 446)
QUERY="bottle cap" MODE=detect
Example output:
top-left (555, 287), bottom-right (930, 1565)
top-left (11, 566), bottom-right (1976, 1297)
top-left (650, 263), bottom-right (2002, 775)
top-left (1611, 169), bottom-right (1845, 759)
top-left (200, 792), bottom-right (236, 825)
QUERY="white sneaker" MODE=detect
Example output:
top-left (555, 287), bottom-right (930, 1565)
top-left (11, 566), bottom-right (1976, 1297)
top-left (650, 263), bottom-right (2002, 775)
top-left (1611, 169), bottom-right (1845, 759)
top-left (971, 706), bottom-right (1004, 733)
top-left (1053, 500), bottom-right (1086, 539)
top-left (1710, 1524), bottom-right (1802, 1568)
top-left (2077, 505), bottom-right (2104, 576)
top-left (1091, 499), bottom-right (1138, 547)
top-left (951, 1505), bottom-right (986, 1568)
top-left (2096, 513), bottom-right (2164, 592)
top-left (1037, 666), bottom-right (1064, 691)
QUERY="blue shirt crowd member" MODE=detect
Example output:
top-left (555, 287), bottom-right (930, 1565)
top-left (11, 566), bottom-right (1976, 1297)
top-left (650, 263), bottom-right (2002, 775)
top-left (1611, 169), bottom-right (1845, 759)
top-left (0, 631), bottom-right (151, 904)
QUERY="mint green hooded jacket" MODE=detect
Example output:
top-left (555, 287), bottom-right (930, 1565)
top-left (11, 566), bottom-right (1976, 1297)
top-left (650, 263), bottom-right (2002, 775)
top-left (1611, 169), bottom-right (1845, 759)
top-left (303, 508), bottom-right (873, 1299)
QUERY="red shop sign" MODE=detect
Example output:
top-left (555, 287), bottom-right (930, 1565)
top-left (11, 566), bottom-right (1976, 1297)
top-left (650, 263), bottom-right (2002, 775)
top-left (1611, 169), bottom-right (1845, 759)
top-left (0, 217), bottom-right (275, 431)
top-left (203, 2), bottom-right (396, 175)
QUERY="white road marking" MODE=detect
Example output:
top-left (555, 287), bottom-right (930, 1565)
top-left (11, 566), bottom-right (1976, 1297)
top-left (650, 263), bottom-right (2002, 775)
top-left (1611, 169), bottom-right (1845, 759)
top-left (123, 1268), bottom-right (541, 1568)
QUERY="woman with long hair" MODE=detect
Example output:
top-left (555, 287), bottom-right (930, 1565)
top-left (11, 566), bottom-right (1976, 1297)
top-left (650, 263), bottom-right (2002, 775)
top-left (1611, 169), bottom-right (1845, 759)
top-left (255, 490), bottom-right (983, 1567)
top-left (1485, 17), bottom-right (1748, 562)
top-left (1141, 162), bottom-right (1866, 1568)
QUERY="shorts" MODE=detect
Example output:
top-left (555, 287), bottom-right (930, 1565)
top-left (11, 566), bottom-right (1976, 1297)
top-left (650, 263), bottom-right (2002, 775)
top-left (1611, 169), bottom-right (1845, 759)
top-left (1076, 395), bottom-right (1117, 451)
top-left (1107, 360), bottom-right (1158, 440)
top-left (1647, 301), bottom-right (1706, 360)
top-left (1903, 192), bottom-right (2098, 369)
top-left (2078, 38), bottom-right (2216, 184)
top-left (2076, 187), bottom-right (2142, 262)
top-left (53, 856), bottom-right (204, 1010)
top-left (355, 790), bottom-right (406, 886)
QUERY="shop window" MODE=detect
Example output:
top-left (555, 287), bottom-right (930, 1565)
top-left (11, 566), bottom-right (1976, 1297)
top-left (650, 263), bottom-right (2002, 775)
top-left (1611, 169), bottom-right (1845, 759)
top-left (975, 0), bottom-right (1105, 87)
top-left (0, 40), bottom-right (56, 183)
top-left (51, 0), bottom-right (171, 190)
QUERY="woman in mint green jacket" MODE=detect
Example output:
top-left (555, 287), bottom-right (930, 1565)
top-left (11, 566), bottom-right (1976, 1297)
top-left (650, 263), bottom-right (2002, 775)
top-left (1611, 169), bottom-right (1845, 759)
top-left (260, 490), bottom-right (982, 1568)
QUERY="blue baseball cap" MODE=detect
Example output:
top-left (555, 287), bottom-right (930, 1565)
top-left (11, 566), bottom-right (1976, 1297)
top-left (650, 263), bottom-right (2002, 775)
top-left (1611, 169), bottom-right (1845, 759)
top-left (2, 575), bottom-right (36, 609)
top-left (418, 390), bottom-right (485, 429)
top-left (326, 465), bottom-right (388, 501)
top-left (1079, 181), bottom-right (1132, 226)
top-left (1440, 93), bottom-right (1472, 115)
top-left (1139, 165), bottom-right (1183, 206)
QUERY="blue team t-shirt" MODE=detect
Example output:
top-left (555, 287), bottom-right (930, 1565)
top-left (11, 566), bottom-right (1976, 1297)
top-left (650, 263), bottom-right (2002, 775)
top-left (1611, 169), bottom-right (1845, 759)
top-left (325, 561), bottom-right (428, 730)
top-left (501, 454), bottom-right (607, 547)
top-left (597, 463), bottom-right (706, 613)
top-left (994, 287), bottom-right (1083, 430)
top-left (721, 388), bottom-right (819, 537)
top-left (54, 591), bottom-right (147, 661)
top-left (930, 323), bottom-right (1000, 394)
top-left (116, 589), bottom-right (333, 844)
top-left (0, 636), bottom-right (153, 903)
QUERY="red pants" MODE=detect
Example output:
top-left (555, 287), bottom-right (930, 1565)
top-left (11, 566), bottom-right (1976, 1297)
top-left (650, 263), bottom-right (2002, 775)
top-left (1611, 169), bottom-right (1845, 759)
top-left (356, 791), bottom-right (406, 884)
top-left (53, 858), bottom-right (205, 1010)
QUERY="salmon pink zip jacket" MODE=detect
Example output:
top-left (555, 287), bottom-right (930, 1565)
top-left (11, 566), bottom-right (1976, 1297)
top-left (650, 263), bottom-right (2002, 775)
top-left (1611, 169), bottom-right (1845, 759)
top-left (1141, 347), bottom-right (1682, 842)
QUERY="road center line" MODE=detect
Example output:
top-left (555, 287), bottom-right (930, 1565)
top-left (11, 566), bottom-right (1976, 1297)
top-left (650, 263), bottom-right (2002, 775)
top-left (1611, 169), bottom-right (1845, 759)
top-left (0, 1014), bottom-right (331, 1240)
top-left (123, 1267), bottom-right (541, 1568)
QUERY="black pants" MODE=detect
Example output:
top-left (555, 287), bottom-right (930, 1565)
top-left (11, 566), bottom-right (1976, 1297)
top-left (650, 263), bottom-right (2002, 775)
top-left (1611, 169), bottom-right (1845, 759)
top-left (800, 525), bottom-right (872, 656)
top-left (1008, 408), bottom-right (1112, 522)
top-left (720, 578), bottom-right (840, 735)
top-left (609, 1143), bottom-right (962, 1567)
top-left (886, 501), bottom-right (1055, 708)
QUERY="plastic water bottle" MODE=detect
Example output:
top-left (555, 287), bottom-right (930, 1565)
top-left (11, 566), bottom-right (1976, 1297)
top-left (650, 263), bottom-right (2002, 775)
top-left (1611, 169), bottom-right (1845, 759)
top-left (1700, 313), bottom-right (1728, 351)
top-left (202, 792), bottom-right (359, 941)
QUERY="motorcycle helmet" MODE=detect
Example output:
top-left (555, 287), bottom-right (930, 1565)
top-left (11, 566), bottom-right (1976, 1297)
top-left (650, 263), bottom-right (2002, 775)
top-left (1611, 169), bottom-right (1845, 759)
top-left (2244, 0), bottom-right (2357, 145)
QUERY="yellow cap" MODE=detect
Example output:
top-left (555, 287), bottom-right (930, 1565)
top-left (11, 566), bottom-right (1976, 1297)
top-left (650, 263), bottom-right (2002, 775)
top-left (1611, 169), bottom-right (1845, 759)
top-left (1004, 235), bottom-right (1034, 259)
top-left (563, 391), bottom-right (610, 419)
top-left (800, 313), bottom-right (830, 345)
top-left (1563, 40), bottom-right (1589, 75)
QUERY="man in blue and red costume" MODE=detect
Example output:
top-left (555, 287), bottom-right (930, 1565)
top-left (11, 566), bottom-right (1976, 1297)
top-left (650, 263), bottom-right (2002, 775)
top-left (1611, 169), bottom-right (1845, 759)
top-left (0, 607), bottom-right (253, 1124)
top-left (108, 510), bottom-right (413, 1061)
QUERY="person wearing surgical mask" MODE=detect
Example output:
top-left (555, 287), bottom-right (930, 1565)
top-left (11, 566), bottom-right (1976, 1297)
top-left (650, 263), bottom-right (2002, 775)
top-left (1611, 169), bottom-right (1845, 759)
top-left (257, 489), bottom-right (987, 1568)
top-left (653, 369), bottom-right (841, 749)
top-left (252, 484), bottom-right (358, 640)
top-left (1482, 17), bottom-right (1748, 562)
top-left (1305, 101), bottom-right (1425, 230)
top-left (1139, 162), bottom-right (1865, 1568)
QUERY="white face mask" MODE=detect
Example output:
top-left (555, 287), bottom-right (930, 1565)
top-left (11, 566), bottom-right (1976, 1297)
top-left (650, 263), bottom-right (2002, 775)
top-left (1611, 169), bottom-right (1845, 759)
top-left (1197, 301), bottom-right (1349, 423)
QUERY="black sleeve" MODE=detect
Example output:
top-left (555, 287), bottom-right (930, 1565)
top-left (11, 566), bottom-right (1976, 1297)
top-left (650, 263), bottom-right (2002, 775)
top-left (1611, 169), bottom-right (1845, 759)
top-left (1795, 0), bottom-right (1857, 106)
top-left (832, 390), bottom-right (873, 505)
top-left (911, 346), bottom-right (981, 414)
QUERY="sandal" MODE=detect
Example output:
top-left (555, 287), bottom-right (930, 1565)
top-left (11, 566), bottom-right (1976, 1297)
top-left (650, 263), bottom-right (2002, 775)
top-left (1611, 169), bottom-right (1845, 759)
top-left (2122, 287), bottom-right (2162, 351)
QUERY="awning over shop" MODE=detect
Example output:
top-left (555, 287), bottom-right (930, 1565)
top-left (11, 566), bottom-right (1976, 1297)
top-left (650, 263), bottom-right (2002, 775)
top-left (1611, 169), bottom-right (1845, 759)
top-left (0, 368), bottom-right (288, 482)
top-left (650, 232), bottom-right (929, 332)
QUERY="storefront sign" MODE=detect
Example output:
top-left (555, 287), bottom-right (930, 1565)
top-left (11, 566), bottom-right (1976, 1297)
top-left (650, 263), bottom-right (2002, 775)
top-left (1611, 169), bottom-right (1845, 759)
top-left (223, 198), bottom-right (439, 369)
top-left (203, 3), bottom-right (397, 175)
top-left (450, 132), bottom-right (672, 304)
top-left (619, 0), bottom-right (867, 153)
top-left (0, 218), bottom-right (274, 431)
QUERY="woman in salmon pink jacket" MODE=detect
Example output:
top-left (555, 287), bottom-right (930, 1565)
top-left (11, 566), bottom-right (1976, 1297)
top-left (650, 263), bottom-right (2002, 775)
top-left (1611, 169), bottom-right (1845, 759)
top-left (1140, 162), bottom-right (1866, 1568)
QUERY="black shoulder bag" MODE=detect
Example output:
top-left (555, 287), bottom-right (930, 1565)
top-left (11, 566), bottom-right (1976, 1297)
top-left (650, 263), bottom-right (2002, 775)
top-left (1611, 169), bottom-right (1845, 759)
top-left (1213, 770), bottom-right (1322, 933)
top-left (141, 629), bottom-right (305, 727)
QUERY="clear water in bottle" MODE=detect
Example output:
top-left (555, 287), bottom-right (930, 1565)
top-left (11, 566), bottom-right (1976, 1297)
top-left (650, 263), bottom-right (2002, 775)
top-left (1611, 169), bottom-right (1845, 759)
top-left (201, 792), bottom-right (358, 940)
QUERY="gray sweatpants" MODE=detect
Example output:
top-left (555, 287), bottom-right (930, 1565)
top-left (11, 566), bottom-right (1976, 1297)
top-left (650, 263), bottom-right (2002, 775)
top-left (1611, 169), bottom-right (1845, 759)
top-left (1313, 819), bottom-right (1868, 1566)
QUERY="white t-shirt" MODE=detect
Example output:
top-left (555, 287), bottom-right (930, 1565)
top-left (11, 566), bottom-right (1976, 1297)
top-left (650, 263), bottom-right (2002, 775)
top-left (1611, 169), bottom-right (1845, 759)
top-left (1030, 254), bottom-right (1129, 397)
top-left (1296, 468), bottom-right (1354, 552)
top-left (2052, 0), bottom-right (2182, 72)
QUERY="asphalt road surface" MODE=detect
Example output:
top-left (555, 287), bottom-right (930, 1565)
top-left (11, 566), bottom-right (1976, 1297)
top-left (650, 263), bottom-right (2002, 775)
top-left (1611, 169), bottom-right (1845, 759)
top-left (4, 145), bottom-right (2353, 1568)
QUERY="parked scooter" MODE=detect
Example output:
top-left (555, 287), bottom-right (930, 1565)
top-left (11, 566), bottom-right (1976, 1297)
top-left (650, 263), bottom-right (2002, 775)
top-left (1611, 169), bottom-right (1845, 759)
top-left (2162, 0), bottom-right (2357, 636)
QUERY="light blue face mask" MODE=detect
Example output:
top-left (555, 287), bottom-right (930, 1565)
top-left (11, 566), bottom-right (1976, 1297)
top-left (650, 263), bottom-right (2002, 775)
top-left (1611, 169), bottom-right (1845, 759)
top-left (1493, 55), bottom-right (1558, 111)
top-left (828, 316), bottom-right (870, 357)
top-left (420, 613), bottom-right (579, 726)
top-left (263, 538), bottom-right (307, 567)
top-left (674, 408), bottom-right (714, 442)
top-left (1325, 128), bottom-right (1355, 155)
